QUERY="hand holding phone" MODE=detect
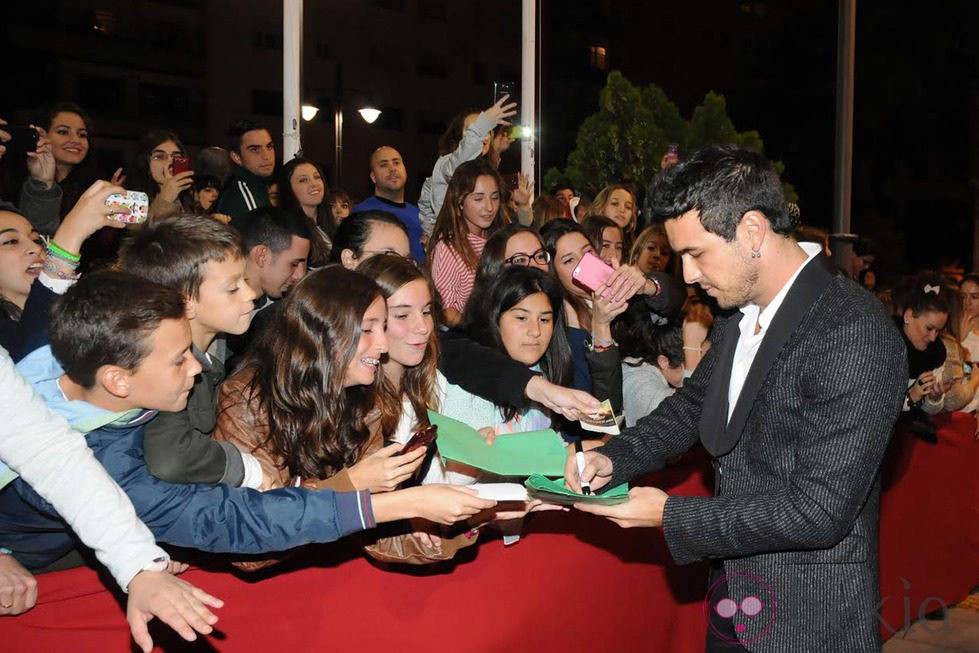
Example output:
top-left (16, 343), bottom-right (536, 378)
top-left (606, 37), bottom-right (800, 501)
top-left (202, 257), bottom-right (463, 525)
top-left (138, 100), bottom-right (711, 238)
top-left (401, 424), bottom-right (438, 454)
top-left (493, 81), bottom-right (517, 106)
top-left (104, 190), bottom-right (149, 224)
top-left (171, 154), bottom-right (191, 175)
top-left (572, 251), bottom-right (615, 296)
top-left (0, 125), bottom-right (40, 155)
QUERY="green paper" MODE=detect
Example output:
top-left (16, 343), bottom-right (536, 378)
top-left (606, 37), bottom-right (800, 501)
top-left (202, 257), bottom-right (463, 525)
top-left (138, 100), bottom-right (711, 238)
top-left (427, 410), bottom-right (570, 477)
top-left (525, 474), bottom-right (630, 506)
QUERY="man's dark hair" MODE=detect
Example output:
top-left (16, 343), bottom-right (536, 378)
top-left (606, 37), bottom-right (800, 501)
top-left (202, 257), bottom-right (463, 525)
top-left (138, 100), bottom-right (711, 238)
top-left (49, 270), bottom-right (186, 389)
top-left (236, 205), bottom-right (313, 254)
top-left (328, 210), bottom-right (408, 263)
top-left (648, 144), bottom-right (795, 241)
top-left (119, 214), bottom-right (245, 300)
top-left (227, 118), bottom-right (270, 153)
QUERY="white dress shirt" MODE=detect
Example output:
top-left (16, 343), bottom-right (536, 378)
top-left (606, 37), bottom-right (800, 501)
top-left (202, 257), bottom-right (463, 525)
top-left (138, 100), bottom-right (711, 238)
top-left (728, 242), bottom-right (822, 422)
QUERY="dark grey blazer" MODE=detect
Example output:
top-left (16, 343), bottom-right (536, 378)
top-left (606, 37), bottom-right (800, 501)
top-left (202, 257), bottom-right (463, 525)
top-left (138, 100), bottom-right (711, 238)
top-left (600, 255), bottom-right (907, 652)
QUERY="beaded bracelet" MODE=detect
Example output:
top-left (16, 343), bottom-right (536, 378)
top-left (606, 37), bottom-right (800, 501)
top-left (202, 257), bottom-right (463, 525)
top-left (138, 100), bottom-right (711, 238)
top-left (43, 256), bottom-right (80, 281)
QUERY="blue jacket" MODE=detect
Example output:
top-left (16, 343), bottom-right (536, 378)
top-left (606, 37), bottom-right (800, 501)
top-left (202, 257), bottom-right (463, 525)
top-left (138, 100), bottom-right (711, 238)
top-left (353, 196), bottom-right (426, 262)
top-left (0, 345), bottom-right (374, 572)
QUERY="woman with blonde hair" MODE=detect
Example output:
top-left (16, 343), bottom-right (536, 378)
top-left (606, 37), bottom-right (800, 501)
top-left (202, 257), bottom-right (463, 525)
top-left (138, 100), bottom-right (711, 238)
top-left (630, 223), bottom-right (675, 275)
top-left (586, 184), bottom-right (638, 240)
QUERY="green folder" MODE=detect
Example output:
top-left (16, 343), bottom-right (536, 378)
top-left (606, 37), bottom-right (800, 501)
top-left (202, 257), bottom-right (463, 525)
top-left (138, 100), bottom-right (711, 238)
top-left (427, 410), bottom-right (570, 477)
top-left (525, 474), bottom-right (630, 506)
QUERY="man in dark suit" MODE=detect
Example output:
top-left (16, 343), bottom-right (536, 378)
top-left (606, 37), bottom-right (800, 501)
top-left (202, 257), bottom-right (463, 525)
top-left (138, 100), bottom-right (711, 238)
top-left (567, 145), bottom-right (907, 652)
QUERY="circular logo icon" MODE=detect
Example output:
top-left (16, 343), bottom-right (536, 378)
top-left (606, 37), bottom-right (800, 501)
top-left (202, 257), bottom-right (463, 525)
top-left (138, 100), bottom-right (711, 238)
top-left (704, 571), bottom-right (778, 645)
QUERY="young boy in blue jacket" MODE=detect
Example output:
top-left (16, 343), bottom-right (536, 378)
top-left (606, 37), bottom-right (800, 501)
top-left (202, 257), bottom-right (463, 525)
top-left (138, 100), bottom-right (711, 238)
top-left (0, 270), bottom-right (493, 572)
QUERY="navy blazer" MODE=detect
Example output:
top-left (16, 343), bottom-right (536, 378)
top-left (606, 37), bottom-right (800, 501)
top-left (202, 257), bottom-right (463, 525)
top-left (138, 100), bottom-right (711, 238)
top-left (600, 255), bottom-right (907, 652)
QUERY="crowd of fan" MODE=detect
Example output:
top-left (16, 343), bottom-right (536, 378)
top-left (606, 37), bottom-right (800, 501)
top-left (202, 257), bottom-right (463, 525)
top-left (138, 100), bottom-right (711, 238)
top-left (0, 96), bottom-right (963, 647)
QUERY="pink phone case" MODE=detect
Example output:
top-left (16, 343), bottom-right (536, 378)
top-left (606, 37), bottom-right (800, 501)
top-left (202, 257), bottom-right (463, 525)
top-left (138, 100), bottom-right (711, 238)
top-left (572, 251), bottom-right (614, 295)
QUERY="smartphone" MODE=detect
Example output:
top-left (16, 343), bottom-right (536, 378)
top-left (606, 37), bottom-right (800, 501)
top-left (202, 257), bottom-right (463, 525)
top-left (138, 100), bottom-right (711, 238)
top-left (1, 125), bottom-right (39, 155)
top-left (171, 154), bottom-right (190, 175)
top-left (105, 190), bottom-right (149, 224)
top-left (401, 424), bottom-right (437, 454)
top-left (668, 143), bottom-right (679, 155)
top-left (572, 251), bottom-right (615, 295)
top-left (493, 81), bottom-right (516, 105)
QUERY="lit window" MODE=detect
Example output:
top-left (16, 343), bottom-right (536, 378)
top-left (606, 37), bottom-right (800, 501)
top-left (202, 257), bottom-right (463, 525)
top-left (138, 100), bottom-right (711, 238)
top-left (93, 10), bottom-right (117, 35)
top-left (590, 46), bottom-right (607, 70)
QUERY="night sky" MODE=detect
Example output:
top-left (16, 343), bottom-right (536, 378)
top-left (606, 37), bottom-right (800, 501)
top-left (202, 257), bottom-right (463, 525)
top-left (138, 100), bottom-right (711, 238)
top-left (2, 1), bottom-right (976, 278)
top-left (541, 0), bottom-right (979, 278)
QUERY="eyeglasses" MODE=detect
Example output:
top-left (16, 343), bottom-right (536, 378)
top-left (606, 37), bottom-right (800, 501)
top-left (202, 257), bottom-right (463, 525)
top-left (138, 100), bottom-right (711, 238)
top-left (150, 150), bottom-right (184, 162)
top-left (504, 249), bottom-right (551, 267)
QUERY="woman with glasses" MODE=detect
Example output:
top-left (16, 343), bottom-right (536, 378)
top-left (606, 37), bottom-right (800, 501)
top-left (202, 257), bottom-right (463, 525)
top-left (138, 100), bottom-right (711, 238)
top-left (470, 224), bottom-right (549, 291)
top-left (127, 129), bottom-right (195, 222)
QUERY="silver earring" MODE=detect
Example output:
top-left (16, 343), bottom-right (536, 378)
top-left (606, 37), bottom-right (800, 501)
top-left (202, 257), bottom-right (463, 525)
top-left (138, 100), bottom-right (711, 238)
top-left (904, 319), bottom-right (910, 325)
top-left (751, 249), bottom-right (761, 259)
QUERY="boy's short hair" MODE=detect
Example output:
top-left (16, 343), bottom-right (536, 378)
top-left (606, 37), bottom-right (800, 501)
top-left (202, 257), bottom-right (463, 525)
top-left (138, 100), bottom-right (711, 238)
top-left (227, 118), bottom-right (269, 153)
top-left (50, 270), bottom-right (187, 389)
top-left (119, 214), bottom-right (244, 300)
top-left (236, 205), bottom-right (312, 254)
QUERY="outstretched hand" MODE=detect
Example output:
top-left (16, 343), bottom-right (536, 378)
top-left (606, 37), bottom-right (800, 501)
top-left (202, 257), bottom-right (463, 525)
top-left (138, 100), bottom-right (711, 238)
top-left (524, 375), bottom-right (600, 421)
top-left (573, 486), bottom-right (668, 528)
top-left (404, 485), bottom-right (497, 525)
top-left (484, 94), bottom-right (518, 126)
top-left (126, 570), bottom-right (223, 653)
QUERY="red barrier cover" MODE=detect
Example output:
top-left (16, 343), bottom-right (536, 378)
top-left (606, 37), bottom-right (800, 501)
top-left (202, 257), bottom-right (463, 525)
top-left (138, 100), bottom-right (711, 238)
top-left (3, 418), bottom-right (977, 651)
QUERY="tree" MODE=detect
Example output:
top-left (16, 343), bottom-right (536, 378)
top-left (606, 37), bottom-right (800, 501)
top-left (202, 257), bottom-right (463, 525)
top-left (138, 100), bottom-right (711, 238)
top-left (545, 71), bottom-right (797, 202)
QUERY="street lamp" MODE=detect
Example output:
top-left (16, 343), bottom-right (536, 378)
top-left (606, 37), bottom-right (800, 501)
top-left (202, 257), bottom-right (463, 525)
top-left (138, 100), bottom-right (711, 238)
top-left (301, 104), bottom-right (319, 121)
top-left (358, 107), bottom-right (381, 124)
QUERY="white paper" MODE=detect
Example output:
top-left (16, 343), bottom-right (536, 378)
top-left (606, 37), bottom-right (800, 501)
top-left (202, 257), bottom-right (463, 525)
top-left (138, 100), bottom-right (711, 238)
top-left (470, 482), bottom-right (529, 501)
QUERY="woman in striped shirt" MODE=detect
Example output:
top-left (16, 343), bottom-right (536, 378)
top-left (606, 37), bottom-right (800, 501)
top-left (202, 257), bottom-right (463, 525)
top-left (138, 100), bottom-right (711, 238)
top-left (426, 159), bottom-right (509, 326)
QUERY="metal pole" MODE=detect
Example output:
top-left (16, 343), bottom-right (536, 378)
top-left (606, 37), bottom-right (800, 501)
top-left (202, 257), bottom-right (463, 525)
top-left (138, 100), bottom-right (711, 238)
top-left (521, 0), bottom-right (536, 184)
top-left (282, 0), bottom-right (302, 161)
top-left (830, 0), bottom-right (857, 275)
top-left (334, 63), bottom-right (343, 188)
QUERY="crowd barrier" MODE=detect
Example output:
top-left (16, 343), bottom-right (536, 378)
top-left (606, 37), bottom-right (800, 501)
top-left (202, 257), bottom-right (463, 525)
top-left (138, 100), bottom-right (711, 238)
top-left (2, 414), bottom-right (976, 651)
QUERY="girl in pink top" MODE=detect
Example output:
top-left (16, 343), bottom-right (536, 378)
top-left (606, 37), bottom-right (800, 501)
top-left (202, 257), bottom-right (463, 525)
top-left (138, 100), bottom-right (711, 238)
top-left (426, 159), bottom-right (509, 326)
